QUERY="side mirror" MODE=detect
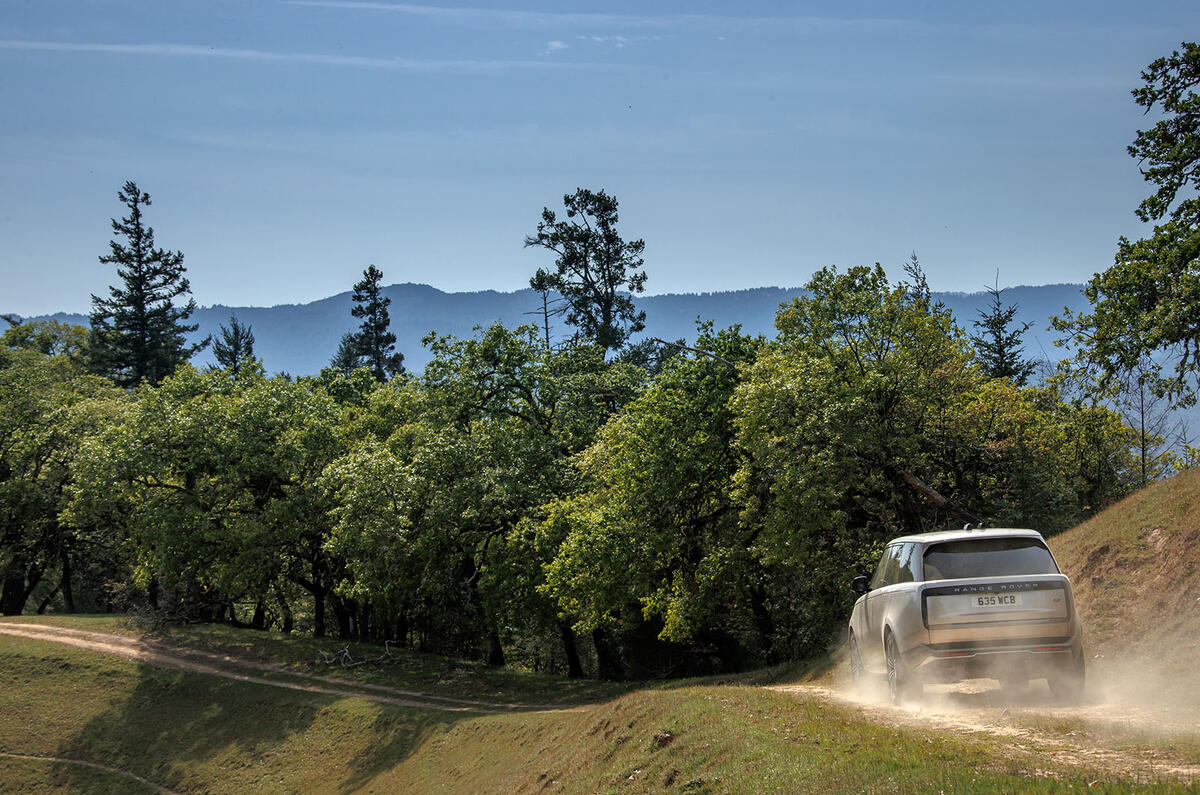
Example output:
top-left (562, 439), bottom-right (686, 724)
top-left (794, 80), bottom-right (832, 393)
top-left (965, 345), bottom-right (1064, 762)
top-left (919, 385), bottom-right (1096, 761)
top-left (851, 575), bottom-right (870, 595)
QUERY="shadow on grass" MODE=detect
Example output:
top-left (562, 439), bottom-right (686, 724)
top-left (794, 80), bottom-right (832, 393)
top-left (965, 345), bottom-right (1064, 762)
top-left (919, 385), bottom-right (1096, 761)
top-left (52, 659), bottom-right (466, 793)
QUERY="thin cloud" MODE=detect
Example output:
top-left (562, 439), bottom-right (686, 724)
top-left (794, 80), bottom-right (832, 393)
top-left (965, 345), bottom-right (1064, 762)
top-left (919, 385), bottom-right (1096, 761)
top-left (281, 4), bottom-right (1166, 44)
top-left (542, 40), bottom-right (567, 56)
top-left (0, 39), bottom-right (610, 72)
top-left (578, 34), bottom-right (661, 49)
top-left (283, 2), bottom-right (929, 35)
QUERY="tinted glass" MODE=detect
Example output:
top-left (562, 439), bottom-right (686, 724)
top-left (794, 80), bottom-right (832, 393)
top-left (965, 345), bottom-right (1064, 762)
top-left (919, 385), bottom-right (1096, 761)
top-left (894, 543), bottom-right (918, 584)
top-left (922, 537), bottom-right (1058, 580)
top-left (869, 544), bottom-right (900, 589)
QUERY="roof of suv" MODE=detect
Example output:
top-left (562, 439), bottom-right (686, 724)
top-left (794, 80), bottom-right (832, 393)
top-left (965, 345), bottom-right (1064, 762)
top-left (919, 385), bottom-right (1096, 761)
top-left (887, 527), bottom-right (1045, 546)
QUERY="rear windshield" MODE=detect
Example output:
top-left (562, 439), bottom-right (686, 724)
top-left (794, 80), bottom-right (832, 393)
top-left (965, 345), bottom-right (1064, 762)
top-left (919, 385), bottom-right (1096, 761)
top-left (922, 537), bottom-right (1058, 580)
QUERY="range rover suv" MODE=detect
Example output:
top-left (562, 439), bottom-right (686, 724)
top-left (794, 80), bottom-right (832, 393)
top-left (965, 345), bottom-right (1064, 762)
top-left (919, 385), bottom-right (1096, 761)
top-left (847, 528), bottom-right (1084, 703)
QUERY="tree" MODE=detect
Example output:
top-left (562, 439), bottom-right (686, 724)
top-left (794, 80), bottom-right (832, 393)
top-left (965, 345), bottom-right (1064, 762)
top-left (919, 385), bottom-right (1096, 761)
top-left (1129, 42), bottom-right (1200, 229)
top-left (68, 366), bottom-right (352, 635)
top-left (1114, 357), bottom-right (1188, 487)
top-left (1, 321), bottom-right (123, 615)
top-left (525, 188), bottom-right (647, 356)
top-left (542, 324), bottom-right (766, 675)
top-left (325, 325), bottom-right (644, 672)
top-left (90, 181), bottom-right (206, 387)
top-left (348, 265), bottom-right (404, 382)
top-left (1053, 43), bottom-right (1200, 404)
top-left (212, 315), bottom-right (256, 376)
top-left (526, 270), bottom-right (567, 351)
top-left (970, 278), bottom-right (1036, 386)
top-left (329, 333), bottom-right (364, 375)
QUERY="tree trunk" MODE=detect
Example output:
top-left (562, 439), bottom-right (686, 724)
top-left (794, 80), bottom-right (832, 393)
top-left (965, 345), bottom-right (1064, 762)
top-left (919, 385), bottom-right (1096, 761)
top-left (749, 586), bottom-right (775, 658)
top-left (332, 598), bottom-right (353, 640)
top-left (591, 627), bottom-right (623, 680)
top-left (487, 631), bottom-right (506, 667)
top-left (1, 558), bottom-right (43, 616)
top-left (60, 549), bottom-right (75, 613)
top-left (313, 592), bottom-right (327, 638)
top-left (558, 620), bottom-right (584, 678)
top-left (358, 601), bottom-right (373, 642)
top-left (275, 585), bottom-right (293, 634)
top-left (251, 599), bottom-right (266, 630)
top-left (37, 582), bottom-right (62, 615)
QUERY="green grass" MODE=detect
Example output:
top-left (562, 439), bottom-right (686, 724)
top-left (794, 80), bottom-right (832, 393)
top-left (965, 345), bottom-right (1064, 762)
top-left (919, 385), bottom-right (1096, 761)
top-left (0, 755), bottom-right (165, 794)
top-left (1, 620), bottom-right (1193, 793)
top-left (2, 613), bottom-right (629, 706)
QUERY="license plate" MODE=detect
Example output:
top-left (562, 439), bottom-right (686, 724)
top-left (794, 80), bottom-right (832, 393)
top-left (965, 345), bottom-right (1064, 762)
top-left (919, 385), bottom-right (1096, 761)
top-left (974, 593), bottom-right (1022, 607)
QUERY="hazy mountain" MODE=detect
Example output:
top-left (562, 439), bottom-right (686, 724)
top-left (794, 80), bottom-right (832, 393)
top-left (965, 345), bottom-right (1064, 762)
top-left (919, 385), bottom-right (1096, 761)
top-left (18, 282), bottom-right (1089, 375)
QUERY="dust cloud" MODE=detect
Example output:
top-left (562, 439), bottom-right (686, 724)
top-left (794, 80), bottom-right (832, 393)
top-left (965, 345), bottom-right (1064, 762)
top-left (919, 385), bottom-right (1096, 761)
top-left (828, 644), bottom-right (1200, 738)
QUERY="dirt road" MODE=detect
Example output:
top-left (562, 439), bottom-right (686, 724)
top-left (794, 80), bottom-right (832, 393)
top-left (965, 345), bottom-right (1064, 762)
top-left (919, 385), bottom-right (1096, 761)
top-left (0, 622), bottom-right (541, 713)
top-left (771, 667), bottom-right (1200, 784)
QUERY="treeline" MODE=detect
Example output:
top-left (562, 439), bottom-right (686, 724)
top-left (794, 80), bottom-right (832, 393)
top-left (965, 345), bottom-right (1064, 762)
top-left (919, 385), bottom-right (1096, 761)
top-left (0, 264), bottom-right (1140, 677)
top-left (4, 41), bottom-right (1200, 678)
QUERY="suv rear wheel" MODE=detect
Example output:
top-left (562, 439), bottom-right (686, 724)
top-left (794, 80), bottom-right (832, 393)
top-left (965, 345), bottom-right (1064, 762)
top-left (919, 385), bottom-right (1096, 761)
top-left (885, 631), bottom-right (919, 704)
top-left (1047, 649), bottom-right (1085, 704)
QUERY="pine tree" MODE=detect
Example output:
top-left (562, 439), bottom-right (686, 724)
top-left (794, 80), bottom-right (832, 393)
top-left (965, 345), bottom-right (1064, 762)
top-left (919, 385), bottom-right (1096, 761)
top-left (970, 279), bottom-right (1035, 386)
top-left (524, 188), bottom-right (647, 356)
top-left (329, 332), bottom-right (364, 375)
top-left (212, 315), bottom-right (256, 376)
top-left (348, 265), bottom-right (403, 381)
top-left (89, 181), bottom-right (206, 386)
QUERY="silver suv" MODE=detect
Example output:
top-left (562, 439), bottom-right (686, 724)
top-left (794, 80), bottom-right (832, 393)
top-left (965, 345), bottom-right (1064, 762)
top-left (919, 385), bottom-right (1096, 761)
top-left (847, 527), bottom-right (1084, 703)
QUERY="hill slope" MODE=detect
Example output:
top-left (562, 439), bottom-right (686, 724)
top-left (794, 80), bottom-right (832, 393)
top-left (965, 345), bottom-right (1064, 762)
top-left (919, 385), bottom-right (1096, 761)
top-left (1049, 469), bottom-right (1200, 705)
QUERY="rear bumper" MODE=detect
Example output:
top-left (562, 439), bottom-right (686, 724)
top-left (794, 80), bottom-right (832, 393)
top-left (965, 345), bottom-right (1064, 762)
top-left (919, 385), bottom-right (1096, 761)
top-left (907, 631), bottom-right (1083, 681)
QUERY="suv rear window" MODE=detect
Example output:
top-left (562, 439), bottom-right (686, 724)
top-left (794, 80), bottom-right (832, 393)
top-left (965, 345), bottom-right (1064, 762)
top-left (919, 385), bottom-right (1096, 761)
top-left (922, 537), bottom-right (1059, 580)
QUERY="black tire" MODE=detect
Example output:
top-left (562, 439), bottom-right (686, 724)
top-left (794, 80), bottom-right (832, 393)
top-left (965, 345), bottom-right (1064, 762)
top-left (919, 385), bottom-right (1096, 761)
top-left (885, 631), bottom-right (917, 704)
top-left (1047, 649), bottom-right (1085, 704)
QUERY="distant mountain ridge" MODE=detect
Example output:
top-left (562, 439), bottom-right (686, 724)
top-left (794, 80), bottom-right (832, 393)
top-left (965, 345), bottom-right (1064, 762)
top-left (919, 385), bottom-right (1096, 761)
top-left (16, 282), bottom-right (1089, 375)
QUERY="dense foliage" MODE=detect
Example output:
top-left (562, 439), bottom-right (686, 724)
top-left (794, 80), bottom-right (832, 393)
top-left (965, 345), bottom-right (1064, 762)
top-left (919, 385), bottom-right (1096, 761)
top-left (2, 262), bottom-right (1142, 677)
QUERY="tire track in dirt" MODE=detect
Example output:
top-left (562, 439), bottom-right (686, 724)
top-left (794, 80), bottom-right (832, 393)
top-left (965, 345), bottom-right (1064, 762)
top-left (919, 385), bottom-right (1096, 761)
top-left (0, 750), bottom-right (179, 793)
top-left (0, 622), bottom-right (560, 714)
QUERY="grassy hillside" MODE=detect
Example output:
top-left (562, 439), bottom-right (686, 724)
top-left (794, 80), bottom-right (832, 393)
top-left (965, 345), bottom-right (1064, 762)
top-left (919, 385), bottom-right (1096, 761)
top-left (0, 622), bottom-right (1169, 793)
top-left (6, 472), bottom-right (1200, 793)
top-left (1049, 469), bottom-right (1200, 707)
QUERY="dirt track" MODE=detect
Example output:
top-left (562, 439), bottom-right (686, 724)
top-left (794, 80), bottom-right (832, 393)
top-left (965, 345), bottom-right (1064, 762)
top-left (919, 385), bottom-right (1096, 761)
top-left (0, 622), bottom-right (541, 713)
top-left (771, 670), bottom-right (1200, 784)
top-left (0, 750), bottom-right (180, 794)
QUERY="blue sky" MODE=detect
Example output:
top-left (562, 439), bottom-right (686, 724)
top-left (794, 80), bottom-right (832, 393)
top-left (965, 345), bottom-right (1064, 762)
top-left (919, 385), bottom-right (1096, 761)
top-left (2, 1), bottom-right (1196, 315)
